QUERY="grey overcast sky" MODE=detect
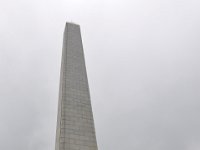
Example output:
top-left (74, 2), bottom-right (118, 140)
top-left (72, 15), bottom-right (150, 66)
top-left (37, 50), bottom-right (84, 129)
top-left (0, 0), bottom-right (200, 149)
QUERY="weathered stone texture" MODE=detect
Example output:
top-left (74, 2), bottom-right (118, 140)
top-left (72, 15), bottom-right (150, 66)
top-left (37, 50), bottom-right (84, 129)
top-left (55, 23), bottom-right (98, 150)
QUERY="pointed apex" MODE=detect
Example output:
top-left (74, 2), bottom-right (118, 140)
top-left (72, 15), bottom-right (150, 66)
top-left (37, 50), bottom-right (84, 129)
top-left (65, 21), bottom-right (80, 26)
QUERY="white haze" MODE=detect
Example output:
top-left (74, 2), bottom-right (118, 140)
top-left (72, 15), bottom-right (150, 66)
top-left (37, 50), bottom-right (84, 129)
top-left (0, 0), bottom-right (200, 149)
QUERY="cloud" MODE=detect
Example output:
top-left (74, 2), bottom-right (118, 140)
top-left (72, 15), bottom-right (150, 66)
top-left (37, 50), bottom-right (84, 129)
top-left (0, 0), bottom-right (200, 149)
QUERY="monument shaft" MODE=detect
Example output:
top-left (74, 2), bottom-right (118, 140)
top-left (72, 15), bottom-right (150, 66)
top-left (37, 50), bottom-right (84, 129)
top-left (55, 23), bottom-right (98, 150)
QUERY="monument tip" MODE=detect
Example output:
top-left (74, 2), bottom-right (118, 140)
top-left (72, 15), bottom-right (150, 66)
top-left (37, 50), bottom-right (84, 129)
top-left (65, 21), bottom-right (80, 26)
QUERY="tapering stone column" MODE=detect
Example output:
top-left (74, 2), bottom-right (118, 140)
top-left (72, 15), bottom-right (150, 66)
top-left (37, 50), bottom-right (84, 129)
top-left (55, 22), bottom-right (98, 150)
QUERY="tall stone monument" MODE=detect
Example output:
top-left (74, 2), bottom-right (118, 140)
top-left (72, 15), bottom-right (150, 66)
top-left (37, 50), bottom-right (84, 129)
top-left (55, 22), bottom-right (98, 150)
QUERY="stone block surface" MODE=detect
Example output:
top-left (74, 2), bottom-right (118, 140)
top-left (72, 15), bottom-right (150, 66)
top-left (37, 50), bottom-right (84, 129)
top-left (55, 23), bottom-right (98, 150)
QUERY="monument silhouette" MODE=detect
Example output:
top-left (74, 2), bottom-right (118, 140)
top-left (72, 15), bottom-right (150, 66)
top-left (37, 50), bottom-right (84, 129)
top-left (55, 22), bottom-right (98, 150)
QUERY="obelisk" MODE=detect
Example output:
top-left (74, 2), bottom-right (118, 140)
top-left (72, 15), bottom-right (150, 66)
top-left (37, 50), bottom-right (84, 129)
top-left (55, 22), bottom-right (98, 150)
